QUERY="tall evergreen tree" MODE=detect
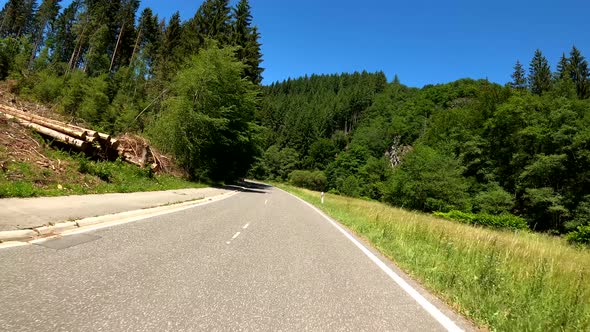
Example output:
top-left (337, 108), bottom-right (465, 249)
top-left (133, 8), bottom-right (160, 72)
top-left (83, 0), bottom-right (122, 74)
top-left (511, 60), bottom-right (527, 90)
top-left (48, 0), bottom-right (78, 64)
top-left (569, 46), bottom-right (589, 99)
top-left (155, 12), bottom-right (182, 80)
top-left (29, 0), bottom-right (60, 66)
top-left (231, 0), bottom-right (263, 85)
top-left (528, 49), bottom-right (552, 95)
top-left (556, 53), bottom-right (570, 80)
top-left (0, 0), bottom-right (37, 37)
top-left (190, 0), bottom-right (231, 46)
top-left (109, 0), bottom-right (139, 71)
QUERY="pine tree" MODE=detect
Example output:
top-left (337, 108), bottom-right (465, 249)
top-left (48, 0), bottom-right (79, 64)
top-left (528, 49), bottom-right (552, 95)
top-left (231, 0), bottom-right (263, 85)
top-left (84, 0), bottom-right (122, 74)
top-left (155, 12), bottom-right (182, 80)
top-left (511, 60), bottom-right (527, 90)
top-left (0, 0), bottom-right (37, 37)
top-left (29, 0), bottom-right (60, 66)
top-left (109, 0), bottom-right (139, 71)
top-left (569, 46), bottom-right (589, 99)
top-left (556, 53), bottom-right (570, 80)
top-left (133, 8), bottom-right (160, 72)
top-left (191, 0), bottom-right (231, 46)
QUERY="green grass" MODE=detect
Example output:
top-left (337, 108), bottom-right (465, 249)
top-left (0, 147), bottom-right (205, 198)
top-left (279, 184), bottom-right (590, 331)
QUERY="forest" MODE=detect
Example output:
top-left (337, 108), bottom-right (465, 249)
top-left (253, 51), bottom-right (590, 236)
top-left (1, 0), bottom-right (590, 238)
top-left (0, 0), bottom-right (263, 182)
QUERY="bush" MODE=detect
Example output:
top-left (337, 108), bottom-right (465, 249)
top-left (30, 70), bottom-right (65, 103)
top-left (434, 210), bottom-right (529, 230)
top-left (383, 145), bottom-right (470, 212)
top-left (566, 225), bottom-right (590, 246)
top-left (473, 183), bottom-right (514, 214)
top-left (78, 158), bottom-right (112, 182)
top-left (288, 170), bottom-right (327, 191)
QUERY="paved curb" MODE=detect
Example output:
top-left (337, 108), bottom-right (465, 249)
top-left (0, 192), bottom-right (237, 244)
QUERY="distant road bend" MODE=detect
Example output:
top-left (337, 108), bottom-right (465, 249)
top-left (0, 182), bottom-right (472, 331)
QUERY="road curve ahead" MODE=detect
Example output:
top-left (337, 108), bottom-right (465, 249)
top-left (0, 183), bottom-right (472, 331)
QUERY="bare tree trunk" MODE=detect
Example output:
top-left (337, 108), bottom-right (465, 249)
top-left (130, 26), bottom-right (142, 66)
top-left (110, 22), bottom-right (125, 72)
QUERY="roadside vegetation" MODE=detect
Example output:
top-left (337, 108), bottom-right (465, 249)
top-left (0, 117), bottom-right (204, 198)
top-left (280, 184), bottom-right (590, 331)
top-left (252, 51), bottom-right (590, 244)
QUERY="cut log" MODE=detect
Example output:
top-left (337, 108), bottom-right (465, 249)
top-left (1, 112), bottom-right (89, 150)
top-left (97, 132), bottom-right (111, 143)
top-left (109, 138), bottom-right (120, 150)
top-left (0, 105), bottom-right (101, 141)
top-left (6, 111), bottom-right (87, 140)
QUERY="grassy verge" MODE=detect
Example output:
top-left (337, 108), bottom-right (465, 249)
top-left (0, 146), bottom-right (204, 198)
top-left (279, 184), bottom-right (590, 331)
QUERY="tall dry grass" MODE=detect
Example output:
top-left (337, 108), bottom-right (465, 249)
top-left (283, 185), bottom-right (590, 331)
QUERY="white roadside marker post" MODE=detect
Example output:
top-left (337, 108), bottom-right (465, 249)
top-left (321, 191), bottom-right (325, 204)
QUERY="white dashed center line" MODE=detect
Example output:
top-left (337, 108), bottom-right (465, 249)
top-left (265, 199), bottom-right (268, 205)
top-left (242, 223), bottom-right (250, 229)
top-left (232, 232), bottom-right (241, 239)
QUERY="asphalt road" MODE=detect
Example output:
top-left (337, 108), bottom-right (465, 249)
top-left (0, 184), bottom-right (472, 331)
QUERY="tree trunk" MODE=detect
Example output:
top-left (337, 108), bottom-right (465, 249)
top-left (1, 112), bottom-right (89, 150)
top-left (110, 22), bottom-right (125, 72)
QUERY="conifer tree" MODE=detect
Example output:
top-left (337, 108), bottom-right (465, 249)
top-left (155, 12), bottom-right (182, 80)
top-left (569, 46), bottom-right (589, 99)
top-left (511, 60), bottom-right (527, 90)
top-left (0, 0), bottom-right (37, 37)
top-left (29, 0), bottom-right (60, 66)
top-left (528, 49), bottom-right (552, 95)
top-left (556, 53), bottom-right (570, 80)
top-left (231, 0), bottom-right (263, 85)
top-left (48, 0), bottom-right (79, 64)
top-left (191, 0), bottom-right (231, 46)
top-left (133, 8), bottom-right (160, 72)
top-left (109, 0), bottom-right (139, 71)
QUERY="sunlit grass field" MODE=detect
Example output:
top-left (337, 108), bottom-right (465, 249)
top-left (280, 184), bottom-right (590, 331)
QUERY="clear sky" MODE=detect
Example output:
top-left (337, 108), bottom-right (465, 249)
top-left (25, 0), bottom-right (590, 87)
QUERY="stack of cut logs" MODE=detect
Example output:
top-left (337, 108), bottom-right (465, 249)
top-left (0, 105), bottom-right (158, 170)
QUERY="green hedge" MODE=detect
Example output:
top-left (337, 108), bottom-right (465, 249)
top-left (566, 225), bottom-right (590, 246)
top-left (288, 170), bottom-right (327, 192)
top-left (434, 210), bottom-right (529, 230)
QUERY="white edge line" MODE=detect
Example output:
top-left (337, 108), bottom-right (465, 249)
top-left (281, 189), bottom-right (464, 332)
top-left (27, 191), bottom-right (240, 245)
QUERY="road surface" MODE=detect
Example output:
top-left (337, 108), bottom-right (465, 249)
top-left (0, 183), bottom-right (472, 331)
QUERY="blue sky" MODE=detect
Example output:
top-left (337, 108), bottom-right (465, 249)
top-left (24, 0), bottom-right (590, 87)
top-left (142, 0), bottom-right (590, 87)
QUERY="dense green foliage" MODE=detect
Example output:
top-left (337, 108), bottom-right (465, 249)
top-left (288, 170), bottom-right (327, 191)
top-left (255, 47), bottom-right (590, 235)
top-left (0, 0), bottom-right (264, 182)
top-left (148, 45), bottom-right (259, 182)
top-left (567, 225), bottom-right (590, 246)
top-left (433, 210), bottom-right (529, 230)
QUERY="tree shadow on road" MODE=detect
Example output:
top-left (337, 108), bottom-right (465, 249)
top-left (219, 180), bottom-right (271, 194)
